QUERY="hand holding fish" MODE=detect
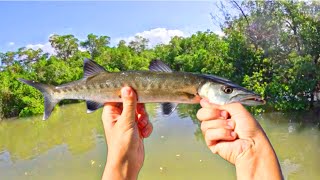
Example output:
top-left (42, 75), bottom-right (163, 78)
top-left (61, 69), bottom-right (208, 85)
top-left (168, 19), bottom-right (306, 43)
top-left (197, 100), bottom-right (283, 180)
top-left (102, 87), bottom-right (153, 180)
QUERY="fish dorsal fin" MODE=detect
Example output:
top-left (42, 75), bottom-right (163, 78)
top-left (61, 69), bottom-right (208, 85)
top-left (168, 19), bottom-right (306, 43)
top-left (84, 58), bottom-right (107, 78)
top-left (149, 59), bottom-right (173, 72)
top-left (161, 102), bottom-right (178, 116)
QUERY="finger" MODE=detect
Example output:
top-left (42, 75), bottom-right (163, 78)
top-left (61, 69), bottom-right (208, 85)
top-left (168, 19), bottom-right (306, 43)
top-left (201, 119), bottom-right (235, 132)
top-left (136, 103), bottom-right (147, 115)
top-left (103, 102), bottom-right (122, 115)
top-left (204, 129), bottom-right (237, 146)
top-left (137, 107), bottom-right (149, 128)
top-left (137, 111), bottom-right (152, 138)
top-left (200, 99), bottom-right (230, 119)
top-left (102, 103), bottom-right (122, 126)
top-left (141, 122), bottom-right (153, 138)
top-left (200, 98), bottom-right (220, 108)
top-left (137, 113), bottom-right (149, 129)
top-left (119, 87), bottom-right (137, 124)
top-left (220, 103), bottom-right (250, 118)
top-left (197, 107), bottom-right (222, 121)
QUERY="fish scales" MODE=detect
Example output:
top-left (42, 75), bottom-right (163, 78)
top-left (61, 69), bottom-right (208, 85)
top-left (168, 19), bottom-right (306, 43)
top-left (56, 71), bottom-right (205, 104)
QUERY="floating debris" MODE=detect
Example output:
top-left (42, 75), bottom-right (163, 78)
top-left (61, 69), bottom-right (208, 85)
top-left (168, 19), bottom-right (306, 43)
top-left (91, 160), bottom-right (95, 165)
top-left (159, 166), bottom-right (166, 173)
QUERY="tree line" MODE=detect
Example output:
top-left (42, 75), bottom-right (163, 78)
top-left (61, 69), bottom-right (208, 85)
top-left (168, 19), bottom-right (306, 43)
top-left (0, 0), bottom-right (319, 119)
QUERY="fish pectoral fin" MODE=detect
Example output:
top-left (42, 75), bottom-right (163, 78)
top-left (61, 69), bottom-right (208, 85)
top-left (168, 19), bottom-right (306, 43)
top-left (149, 59), bottom-right (173, 72)
top-left (86, 100), bottom-right (104, 113)
top-left (83, 58), bottom-right (107, 78)
top-left (161, 102), bottom-right (178, 116)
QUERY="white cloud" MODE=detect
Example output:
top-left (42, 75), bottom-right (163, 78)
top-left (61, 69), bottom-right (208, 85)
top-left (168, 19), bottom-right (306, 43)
top-left (25, 41), bottom-right (86, 55)
top-left (8, 42), bottom-right (15, 46)
top-left (26, 42), bottom-right (56, 55)
top-left (114, 28), bottom-right (189, 47)
top-left (214, 30), bottom-right (225, 37)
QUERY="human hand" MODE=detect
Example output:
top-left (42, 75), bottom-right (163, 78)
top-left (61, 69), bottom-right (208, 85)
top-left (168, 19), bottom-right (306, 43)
top-left (102, 87), bottom-right (153, 180)
top-left (197, 99), bottom-right (282, 179)
top-left (197, 99), bottom-right (264, 164)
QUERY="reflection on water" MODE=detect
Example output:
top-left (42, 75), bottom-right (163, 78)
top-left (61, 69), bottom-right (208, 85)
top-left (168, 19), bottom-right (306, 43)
top-left (0, 103), bottom-right (319, 180)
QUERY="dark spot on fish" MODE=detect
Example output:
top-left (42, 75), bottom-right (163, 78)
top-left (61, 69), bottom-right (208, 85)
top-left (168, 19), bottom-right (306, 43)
top-left (184, 93), bottom-right (196, 100)
top-left (148, 83), bottom-right (154, 90)
top-left (73, 87), bottom-right (79, 92)
top-left (93, 83), bottom-right (99, 89)
top-left (62, 88), bottom-right (68, 92)
top-left (53, 89), bottom-right (61, 93)
top-left (99, 84), bottom-right (104, 89)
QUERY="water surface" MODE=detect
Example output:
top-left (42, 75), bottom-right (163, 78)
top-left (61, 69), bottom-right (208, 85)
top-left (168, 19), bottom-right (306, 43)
top-left (0, 103), bottom-right (319, 180)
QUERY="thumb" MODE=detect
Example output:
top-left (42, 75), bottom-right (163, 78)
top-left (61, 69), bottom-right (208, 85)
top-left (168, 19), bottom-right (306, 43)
top-left (120, 87), bottom-right (137, 124)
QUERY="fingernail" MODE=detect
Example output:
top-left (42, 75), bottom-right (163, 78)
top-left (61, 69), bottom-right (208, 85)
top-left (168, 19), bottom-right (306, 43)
top-left (231, 131), bottom-right (237, 137)
top-left (121, 87), bottom-right (132, 97)
top-left (221, 111), bottom-right (228, 119)
top-left (227, 120), bottom-right (234, 129)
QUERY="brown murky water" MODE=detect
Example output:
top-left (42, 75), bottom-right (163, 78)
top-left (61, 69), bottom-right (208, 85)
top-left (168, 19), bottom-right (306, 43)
top-left (0, 103), bottom-right (319, 180)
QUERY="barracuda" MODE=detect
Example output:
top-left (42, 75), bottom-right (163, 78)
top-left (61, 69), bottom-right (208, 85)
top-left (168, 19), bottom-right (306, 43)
top-left (19, 59), bottom-right (265, 120)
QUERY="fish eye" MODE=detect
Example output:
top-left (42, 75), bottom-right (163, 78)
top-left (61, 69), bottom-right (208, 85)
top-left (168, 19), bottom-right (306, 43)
top-left (222, 86), bottom-right (233, 94)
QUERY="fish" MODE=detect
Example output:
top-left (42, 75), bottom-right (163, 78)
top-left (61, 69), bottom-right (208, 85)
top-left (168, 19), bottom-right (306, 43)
top-left (18, 59), bottom-right (265, 120)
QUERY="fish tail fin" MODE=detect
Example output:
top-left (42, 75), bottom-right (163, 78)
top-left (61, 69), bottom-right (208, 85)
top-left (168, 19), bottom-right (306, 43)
top-left (18, 78), bottom-right (60, 120)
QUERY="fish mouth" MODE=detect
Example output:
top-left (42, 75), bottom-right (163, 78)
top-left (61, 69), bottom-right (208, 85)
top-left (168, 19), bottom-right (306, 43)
top-left (238, 95), bottom-right (266, 106)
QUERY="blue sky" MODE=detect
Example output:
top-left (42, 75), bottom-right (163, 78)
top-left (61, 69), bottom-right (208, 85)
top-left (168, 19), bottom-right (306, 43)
top-left (0, 1), bottom-right (222, 53)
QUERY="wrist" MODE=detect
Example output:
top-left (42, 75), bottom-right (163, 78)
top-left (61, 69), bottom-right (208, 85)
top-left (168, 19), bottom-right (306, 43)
top-left (235, 132), bottom-right (283, 180)
top-left (103, 154), bottom-right (140, 180)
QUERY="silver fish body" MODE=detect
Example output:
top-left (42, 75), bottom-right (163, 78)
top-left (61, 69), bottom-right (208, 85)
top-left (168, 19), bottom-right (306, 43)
top-left (19, 59), bottom-right (265, 120)
top-left (55, 71), bottom-right (204, 104)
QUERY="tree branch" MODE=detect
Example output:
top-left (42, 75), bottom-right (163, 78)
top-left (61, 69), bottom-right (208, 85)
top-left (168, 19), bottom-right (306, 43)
top-left (231, 0), bottom-right (249, 25)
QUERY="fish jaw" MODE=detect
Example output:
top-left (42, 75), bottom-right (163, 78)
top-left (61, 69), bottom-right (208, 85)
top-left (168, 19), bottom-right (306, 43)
top-left (232, 95), bottom-right (266, 106)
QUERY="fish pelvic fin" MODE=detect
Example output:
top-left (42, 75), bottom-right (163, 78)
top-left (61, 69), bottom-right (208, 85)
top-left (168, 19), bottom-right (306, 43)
top-left (161, 102), bottom-right (178, 116)
top-left (18, 78), bottom-right (60, 120)
top-left (86, 100), bottom-right (104, 113)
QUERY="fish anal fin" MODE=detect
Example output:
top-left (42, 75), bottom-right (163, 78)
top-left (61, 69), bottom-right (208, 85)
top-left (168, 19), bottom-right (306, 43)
top-left (84, 58), bottom-right (107, 78)
top-left (86, 100), bottom-right (104, 113)
top-left (149, 59), bottom-right (173, 72)
top-left (161, 102), bottom-right (178, 116)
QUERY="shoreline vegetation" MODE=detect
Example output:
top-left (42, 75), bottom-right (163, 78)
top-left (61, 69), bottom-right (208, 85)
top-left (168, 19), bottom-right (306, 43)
top-left (0, 0), bottom-right (319, 120)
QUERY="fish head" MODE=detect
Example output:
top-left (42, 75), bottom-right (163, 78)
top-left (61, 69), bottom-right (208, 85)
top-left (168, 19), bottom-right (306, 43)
top-left (198, 80), bottom-right (266, 106)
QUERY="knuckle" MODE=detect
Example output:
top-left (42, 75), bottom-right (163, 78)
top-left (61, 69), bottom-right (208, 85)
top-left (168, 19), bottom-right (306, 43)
top-left (204, 131), bottom-right (212, 140)
top-left (222, 129), bottom-right (229, 137)
top-left (210, 108), bottom-right (219, 117)
top-left (196, 109), bottom-right (205, 120)
top-left (211, 146), bottom-right (218, 154)
top-left (200, 123), bottom-right (207, 132)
